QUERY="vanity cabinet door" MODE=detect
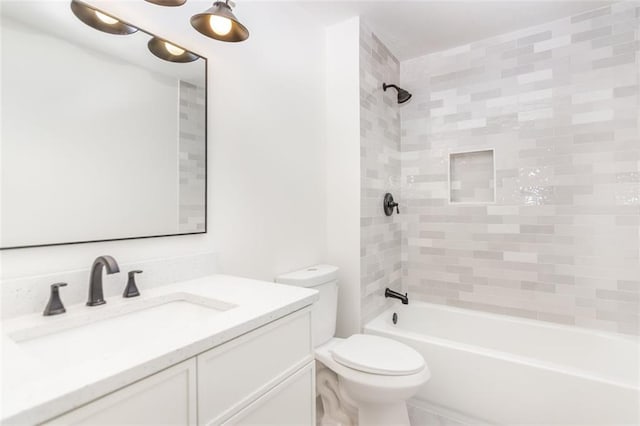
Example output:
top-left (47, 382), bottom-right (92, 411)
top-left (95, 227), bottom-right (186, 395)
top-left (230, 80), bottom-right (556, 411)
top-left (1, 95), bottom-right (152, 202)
top-left (43, 359), bottom-right (197, 425)
top-left (222, 362), bottom-right (315, 426)
top-left (197, 308), bottom-right (313, 425)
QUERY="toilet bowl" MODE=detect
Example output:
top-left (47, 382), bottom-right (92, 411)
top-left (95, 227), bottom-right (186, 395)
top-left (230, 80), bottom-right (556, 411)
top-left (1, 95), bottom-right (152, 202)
top-left (316, 335), bottom-right (430, 425)
top-left (276, 265), bottom-right (430, 426)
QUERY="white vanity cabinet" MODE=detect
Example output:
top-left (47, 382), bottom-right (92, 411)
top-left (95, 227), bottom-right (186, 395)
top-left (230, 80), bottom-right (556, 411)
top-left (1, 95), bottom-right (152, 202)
top-left (223, 363), bottom-right (314, 426)
top-left (43, 308), bottom-right (314, 426)
top-left (43, 359), bottom-right (198, 425)
top-left (197, 309), bottom-right (314, 425)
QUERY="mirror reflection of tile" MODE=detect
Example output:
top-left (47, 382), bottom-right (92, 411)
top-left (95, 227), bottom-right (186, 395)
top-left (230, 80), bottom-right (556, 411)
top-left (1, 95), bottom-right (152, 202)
top-left (449, 150), bottom-right (495, 203)
top-left (178, 81), bottom-right (206, 233)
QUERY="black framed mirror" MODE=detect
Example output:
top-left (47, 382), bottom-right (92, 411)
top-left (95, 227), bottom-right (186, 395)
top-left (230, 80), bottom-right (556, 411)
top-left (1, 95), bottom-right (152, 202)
top-left (1, 1), bottom-right (207, 249)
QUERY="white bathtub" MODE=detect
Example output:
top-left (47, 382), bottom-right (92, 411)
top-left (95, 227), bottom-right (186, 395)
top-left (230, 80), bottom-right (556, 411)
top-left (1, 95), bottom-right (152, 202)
top-left (364, 302), bottom-right (640, 425)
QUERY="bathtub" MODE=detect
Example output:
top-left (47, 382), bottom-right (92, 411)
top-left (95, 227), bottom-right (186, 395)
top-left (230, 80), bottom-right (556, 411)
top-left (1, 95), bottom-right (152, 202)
top-left (364, 302), bottom-right (640, 425)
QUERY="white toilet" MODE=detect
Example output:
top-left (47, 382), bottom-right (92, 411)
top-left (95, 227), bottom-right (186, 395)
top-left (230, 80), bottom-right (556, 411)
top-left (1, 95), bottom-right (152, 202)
top-left (276, 265), bottom-right (430, 426)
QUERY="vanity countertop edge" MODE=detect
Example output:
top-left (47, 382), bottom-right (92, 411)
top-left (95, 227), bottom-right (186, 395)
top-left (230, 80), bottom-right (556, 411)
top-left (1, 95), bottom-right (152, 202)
top-left (1, 274), bottom-right (318, 425)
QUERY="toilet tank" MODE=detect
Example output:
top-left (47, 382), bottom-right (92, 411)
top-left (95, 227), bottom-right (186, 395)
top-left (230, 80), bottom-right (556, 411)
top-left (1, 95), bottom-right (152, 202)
top-left (275, 265), bottom-right (338, 347)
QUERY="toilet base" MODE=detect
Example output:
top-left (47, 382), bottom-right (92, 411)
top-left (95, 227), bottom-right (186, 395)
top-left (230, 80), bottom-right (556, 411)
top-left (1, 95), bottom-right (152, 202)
top-left (316, 361), bottom-right (357, 426)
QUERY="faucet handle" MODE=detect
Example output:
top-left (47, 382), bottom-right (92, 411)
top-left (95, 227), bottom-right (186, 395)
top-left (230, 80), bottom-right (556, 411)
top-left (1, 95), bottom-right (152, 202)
top-left (383, 193), bottom-right (400, 216)
top-left (123, 270), bottom-right (142, 298)
top-left (43, 283), bottom-right (67, 316)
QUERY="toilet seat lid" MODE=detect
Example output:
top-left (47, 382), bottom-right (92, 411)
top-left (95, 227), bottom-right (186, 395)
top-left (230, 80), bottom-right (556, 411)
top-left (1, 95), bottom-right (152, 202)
top-left (330, 334), bottom-right (425, 376)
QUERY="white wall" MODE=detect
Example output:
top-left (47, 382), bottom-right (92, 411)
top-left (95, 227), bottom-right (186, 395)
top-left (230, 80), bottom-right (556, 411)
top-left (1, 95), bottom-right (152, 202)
top-left (326, 17), bottom-right (361, 337)
top-left (0, 2), bottom-right (327, 285)
top-left (205, 4), bottom-right (327, 281)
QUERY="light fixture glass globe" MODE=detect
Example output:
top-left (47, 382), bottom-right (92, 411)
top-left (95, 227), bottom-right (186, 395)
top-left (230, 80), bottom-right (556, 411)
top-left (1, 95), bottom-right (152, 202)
top-left (208, 15), bottom-right (232, 36)
top-left (164, 41), bottom-right (185, 56)
top-left (94, 10), bottom-right (119, 25)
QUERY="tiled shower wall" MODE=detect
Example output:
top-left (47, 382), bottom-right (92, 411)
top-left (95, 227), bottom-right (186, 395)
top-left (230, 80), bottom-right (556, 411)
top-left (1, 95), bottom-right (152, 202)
top-left (401, 3), bottom-right (640, 334)
top-left (178, 80), bottom-right (206, 233)
top-left (360, 23), bottom-right (403, 324)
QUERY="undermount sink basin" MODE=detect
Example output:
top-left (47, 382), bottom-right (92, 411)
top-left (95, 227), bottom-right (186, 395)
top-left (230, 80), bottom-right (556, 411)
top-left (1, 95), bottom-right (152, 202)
top-left (8, 293), bottom-right (236, 368)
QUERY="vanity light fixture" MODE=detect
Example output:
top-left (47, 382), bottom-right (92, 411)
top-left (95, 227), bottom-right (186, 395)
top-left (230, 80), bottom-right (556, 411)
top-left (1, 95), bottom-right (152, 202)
top-left (144, 0), bottom-right (187, 6)
top-left (70, 0), bottom-right (138, 35)
top-left (190, 0), bottom-right (249, 42)
top-left (147, 37), bottom-right (200, 63)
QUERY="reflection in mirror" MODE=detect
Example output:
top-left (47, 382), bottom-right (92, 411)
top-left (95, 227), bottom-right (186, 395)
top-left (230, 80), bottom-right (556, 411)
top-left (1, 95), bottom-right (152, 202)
top-left (1, 1), bottom-right (207, 249)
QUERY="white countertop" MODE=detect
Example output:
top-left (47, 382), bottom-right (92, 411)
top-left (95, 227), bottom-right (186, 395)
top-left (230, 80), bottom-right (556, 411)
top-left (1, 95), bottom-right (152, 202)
top-left (1, 274), bottom-right (317, 425)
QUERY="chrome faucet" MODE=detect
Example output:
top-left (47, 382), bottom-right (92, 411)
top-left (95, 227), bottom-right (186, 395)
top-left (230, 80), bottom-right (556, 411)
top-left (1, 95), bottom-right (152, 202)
top-left (87, 255), bottom-right (120, 306)
top-left (385, 288), bottom-right (409, 305)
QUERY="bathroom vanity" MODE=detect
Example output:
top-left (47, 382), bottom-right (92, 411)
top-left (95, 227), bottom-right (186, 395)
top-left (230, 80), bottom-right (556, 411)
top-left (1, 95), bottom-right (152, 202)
top-left (1, 275), bottom-right (318, 425)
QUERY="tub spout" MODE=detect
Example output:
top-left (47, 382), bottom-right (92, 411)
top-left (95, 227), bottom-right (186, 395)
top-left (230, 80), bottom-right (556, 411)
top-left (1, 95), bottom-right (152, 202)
top-left (385, 288), bottom-right (408, 304)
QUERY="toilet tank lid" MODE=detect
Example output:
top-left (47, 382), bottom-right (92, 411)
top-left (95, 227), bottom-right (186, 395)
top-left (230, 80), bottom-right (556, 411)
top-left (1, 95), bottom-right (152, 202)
top-left (275, 264), bottom-right (338, 287)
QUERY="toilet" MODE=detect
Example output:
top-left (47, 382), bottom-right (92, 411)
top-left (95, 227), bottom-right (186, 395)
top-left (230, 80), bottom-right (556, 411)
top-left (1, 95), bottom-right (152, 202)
top-left (276, 265), bottom-right (430, 426)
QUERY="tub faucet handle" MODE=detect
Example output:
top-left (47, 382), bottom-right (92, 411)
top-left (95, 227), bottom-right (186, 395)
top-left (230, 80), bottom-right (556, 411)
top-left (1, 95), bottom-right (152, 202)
top-left (384, 193), bottom-right (400, 216)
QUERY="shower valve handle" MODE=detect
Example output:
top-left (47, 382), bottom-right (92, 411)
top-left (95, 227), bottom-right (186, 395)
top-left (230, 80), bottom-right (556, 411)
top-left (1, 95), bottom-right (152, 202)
top-left (383, 193), bottom-right (400, 216)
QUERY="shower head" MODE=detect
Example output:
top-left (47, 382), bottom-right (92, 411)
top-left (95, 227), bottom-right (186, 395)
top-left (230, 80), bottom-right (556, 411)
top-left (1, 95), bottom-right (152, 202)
top-left (383, 83), bottom-right (412, 104)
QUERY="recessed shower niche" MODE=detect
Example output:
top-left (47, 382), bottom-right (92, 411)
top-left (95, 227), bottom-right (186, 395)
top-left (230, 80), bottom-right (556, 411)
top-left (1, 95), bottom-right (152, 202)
top-left (449, 150), bottom-right (495, 204)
